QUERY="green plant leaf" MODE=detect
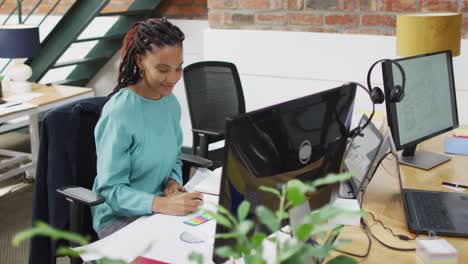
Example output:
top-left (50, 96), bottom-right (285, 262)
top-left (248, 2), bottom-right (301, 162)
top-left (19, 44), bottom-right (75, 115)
top-left (237, 200), bottom-right (251, 222)
top-left (275, 211), bottom-right (289, 220)
top-left (255, 206), bottom-right (280, 233)
top-left (215, 214), bottom-right (234, 228)
top-left (56, 247), bottom-right (81, 258)
top-left (309, 223), bottom-right (344, 237)
top-left (12, 221), bottom-right (89, 247)
top-left (323, 225), bottom-right (344, 247)
top-left (287, 179), bottom-right (306, 189)
top-left (215, 205), bottom-right (238, 225)
top-left (280, 242), bottom-right (306, 263)
top-left (238, 220), bottom-right (254, 235)
top-left (244, 254), bottom-right (267, 264)
top-left (327, 255), bottom-right (357, 264)
top-left (236, 242), bottom-right (251, 256)
top-left (216, 246), bottom-right (240, 259)
top-left (296, 223), bottom-right (313, 242)
top-left (188, 252), bottom-right (204, 264)
top-left (97, 258), bottom-right (127, 264)
top-left (267, 236), bottom-right (277, 243)
top-left (259, 186), bottom-right (281, 198)
top-left (286, 180), bottom-right (308, 206)
top-left (311, 205), bottom-right (365, 228)
top-left (309, 173), bottom-right (352, 189)
top-left (303, 244), bottom-right (331, 258)
top-left (308, 205), bottom-right (346, 223)
top-left (215, 232), bottom-right (238, 239)
top-left (251, 233), bottom-right (267, 247)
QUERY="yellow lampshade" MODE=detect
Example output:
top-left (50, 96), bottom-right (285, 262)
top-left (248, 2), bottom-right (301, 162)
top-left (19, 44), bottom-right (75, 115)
top-left (396, 12), bottom-right (462, 57)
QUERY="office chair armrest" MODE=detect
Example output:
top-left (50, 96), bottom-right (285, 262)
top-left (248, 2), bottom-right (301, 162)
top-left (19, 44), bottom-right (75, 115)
top-left (57, 186), bottom-right (105, 206)
top-left (192, 129), bottom-right (225, 158)
top-left (180, 153), bottom-right (213, 168)
top-left (192, 128), bottom-right (224, 137)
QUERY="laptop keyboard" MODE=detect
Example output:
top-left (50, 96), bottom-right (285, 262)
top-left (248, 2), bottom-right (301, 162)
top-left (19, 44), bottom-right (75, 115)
top-left (410, 191), bottom-right (455, 231)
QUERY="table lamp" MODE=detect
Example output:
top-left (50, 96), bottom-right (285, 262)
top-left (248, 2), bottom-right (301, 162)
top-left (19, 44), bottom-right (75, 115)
top-left (0, 24), bottom-right (40, 93)
top-left (396, 12), bottom-right (462, 57)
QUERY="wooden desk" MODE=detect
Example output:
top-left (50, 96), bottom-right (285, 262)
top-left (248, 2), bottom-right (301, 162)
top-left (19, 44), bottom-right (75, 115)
top-left (336, 132), bottom-right (468, 262)
top-left (0, 84), bottom-right (94, 181)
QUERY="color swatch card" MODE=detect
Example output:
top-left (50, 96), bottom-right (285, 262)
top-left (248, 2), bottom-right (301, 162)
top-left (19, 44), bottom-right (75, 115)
top-left (130, 256), bottom-right (169, 264)
top-left (183, 212), bottom-right (214, 226)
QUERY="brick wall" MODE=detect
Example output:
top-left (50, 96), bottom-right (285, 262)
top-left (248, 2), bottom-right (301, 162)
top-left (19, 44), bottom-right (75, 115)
top-left (2, 1), bottom-right (466, 37)
top-left (208, 0), bottom-right (468, 37)
top-left (0, 0), bottom-right (207, 18)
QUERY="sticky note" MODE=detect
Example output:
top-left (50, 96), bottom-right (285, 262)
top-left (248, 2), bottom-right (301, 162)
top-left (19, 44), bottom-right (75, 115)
top-left (453, 128), bottom-right (468, 137)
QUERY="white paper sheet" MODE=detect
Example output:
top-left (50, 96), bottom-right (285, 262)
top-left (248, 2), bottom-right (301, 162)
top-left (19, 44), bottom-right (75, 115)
top-left (77, 184), bottom-right (219, 263)
top-left (76, 216), bottom-right (155, 262)
top-left (184, 167), bottom-right (222, 195)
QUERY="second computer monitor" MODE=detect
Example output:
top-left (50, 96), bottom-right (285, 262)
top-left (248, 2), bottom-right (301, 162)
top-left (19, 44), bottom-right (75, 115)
top-left (382, 50), bottom-right (459, 170)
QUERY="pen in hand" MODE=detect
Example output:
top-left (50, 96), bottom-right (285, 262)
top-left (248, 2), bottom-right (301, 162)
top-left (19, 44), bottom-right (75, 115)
top-left (171, 188), bottom-right (203, 201)
top-left (170, 186), bottom-right (186, 195)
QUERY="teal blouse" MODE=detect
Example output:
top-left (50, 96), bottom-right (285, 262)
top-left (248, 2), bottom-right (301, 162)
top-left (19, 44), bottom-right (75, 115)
top-left (91, 88), bottom-right (183, 232)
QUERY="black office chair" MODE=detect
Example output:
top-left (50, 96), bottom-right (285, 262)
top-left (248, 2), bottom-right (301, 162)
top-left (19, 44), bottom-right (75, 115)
top-left (30, 96), bottom-right (212, 264)
top-left (183, 61), bottom-right (245, 168)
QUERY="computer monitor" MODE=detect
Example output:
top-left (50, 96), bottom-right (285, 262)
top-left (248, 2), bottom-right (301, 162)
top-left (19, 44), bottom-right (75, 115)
top-left (382, 50), bottom-right (459, 170)
top-left (212, 84), bottom-right (356, 263)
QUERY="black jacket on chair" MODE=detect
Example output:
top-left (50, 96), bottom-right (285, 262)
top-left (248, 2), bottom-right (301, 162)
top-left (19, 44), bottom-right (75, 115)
top-left (29, 96), bottom-right (107, 264)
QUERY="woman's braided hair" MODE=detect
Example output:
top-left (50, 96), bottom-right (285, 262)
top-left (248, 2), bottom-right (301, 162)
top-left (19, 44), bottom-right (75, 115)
top-left (110, 18), bottom-right (185, 97)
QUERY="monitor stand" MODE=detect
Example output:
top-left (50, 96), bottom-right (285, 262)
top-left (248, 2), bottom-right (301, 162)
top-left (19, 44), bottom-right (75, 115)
top-left (399, 145), bottom-right (451, 170)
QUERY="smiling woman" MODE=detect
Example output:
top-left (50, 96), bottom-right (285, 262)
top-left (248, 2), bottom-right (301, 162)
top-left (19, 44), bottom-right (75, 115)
top-left (91, 18), bottom-right (204, 239)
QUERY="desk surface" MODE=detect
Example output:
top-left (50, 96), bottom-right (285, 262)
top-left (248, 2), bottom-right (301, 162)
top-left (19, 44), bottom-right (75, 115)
top-left (0, 83), bottom-right (94, 119)
top-left (336, 131), bottom-right (468, 262)
top-left (26, 83), bottom-right (93, 107)
top-left (80, 130), bottom-right (468, 263)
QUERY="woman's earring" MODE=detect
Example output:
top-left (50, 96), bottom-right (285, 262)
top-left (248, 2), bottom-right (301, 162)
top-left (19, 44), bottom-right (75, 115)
top-left (139, 69), bottom-right (144, 78)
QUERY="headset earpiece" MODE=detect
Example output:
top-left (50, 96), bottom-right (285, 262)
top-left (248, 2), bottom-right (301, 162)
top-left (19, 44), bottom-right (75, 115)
top-left (371, 86), bottom-right (385, 104)
top-left (389, 84), bottom-right (404, 102)
top-left (367, 59), bottom-right (406, 104)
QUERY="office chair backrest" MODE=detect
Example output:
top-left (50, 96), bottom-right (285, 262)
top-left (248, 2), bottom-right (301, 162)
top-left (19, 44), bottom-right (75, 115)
top-left (30, 96), bottom-right (107, 264)
top-left (74, 107), bottom-right (102, 241)
top-left (183, 61), bottom-right (245, 133)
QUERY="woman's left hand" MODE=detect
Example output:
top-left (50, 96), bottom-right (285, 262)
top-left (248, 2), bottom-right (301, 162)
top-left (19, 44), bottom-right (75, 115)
top-left (164, 179), bottom-right (186, 196)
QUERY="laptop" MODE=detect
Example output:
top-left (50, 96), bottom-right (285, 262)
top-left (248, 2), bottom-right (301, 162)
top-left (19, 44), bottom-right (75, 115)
top-left (388, 131), bottom-right (468, 237)
top-left (341, 115), bottom-right (384, 201)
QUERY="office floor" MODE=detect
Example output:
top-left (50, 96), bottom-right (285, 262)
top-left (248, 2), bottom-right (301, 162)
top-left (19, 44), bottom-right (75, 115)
top-left (0, 175), bottom-right (33, 264)
top-left (0, 127), bottom-right (69, 264)
top-left (0, 176), bottom-right (70, 264)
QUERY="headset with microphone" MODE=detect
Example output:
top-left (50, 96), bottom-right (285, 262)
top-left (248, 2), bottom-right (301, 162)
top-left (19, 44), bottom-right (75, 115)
top-left (344, 59), bottom-right (406, 139)
top-left (366, 59), bottom-right (406, 104)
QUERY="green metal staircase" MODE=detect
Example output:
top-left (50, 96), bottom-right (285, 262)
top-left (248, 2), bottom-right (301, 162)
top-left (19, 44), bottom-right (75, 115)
top-left (23, 0), bottom-right (163, 87)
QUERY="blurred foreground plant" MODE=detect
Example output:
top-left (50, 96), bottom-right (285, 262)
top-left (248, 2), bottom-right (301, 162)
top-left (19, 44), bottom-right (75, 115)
top-left (190, 172), bottom-right (365, 264)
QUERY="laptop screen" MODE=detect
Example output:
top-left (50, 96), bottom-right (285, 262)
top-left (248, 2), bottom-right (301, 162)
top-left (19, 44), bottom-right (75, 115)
top-left (344, 115), bottom-right (383, 197)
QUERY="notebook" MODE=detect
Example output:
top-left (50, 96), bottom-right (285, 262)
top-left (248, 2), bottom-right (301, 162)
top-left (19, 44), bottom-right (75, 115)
top-left (444, 137), bottom-right (468, 156)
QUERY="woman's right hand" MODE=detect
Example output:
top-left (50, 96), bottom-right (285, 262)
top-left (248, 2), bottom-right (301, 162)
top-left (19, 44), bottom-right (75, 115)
top-left (152, 192), bottom-right (204, 216)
